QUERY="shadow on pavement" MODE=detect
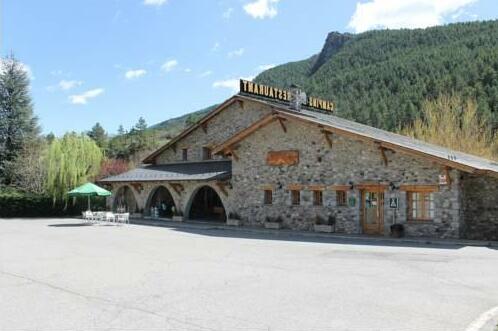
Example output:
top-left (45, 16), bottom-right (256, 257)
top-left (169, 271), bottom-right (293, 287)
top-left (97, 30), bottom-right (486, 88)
top-left (130, 219), bottom-right (472, 250)
top-left (48, 223), bottom-right (93, 227)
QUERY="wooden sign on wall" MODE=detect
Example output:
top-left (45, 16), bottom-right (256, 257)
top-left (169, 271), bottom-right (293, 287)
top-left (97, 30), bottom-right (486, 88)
top-left (266, 150), bottom-right (299, 166)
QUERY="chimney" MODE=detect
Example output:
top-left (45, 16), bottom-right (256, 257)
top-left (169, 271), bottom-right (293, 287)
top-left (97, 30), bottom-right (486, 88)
top-left (290, 84), bottom-right (306, 111)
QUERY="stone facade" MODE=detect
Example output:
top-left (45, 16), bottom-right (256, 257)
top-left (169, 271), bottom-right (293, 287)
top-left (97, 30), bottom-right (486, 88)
top-left (155, 99), bottom-right (272, 163)
top-left (462, 174), bottom-right (498, 240)
top-left (106, 96), bottom-right (498, 241)
top-left (229, 118), bottom-right (463, 238)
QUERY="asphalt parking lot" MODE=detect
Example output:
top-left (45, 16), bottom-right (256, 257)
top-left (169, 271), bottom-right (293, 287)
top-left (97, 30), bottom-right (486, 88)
top-left (1, 218), bottom-right (497, 331)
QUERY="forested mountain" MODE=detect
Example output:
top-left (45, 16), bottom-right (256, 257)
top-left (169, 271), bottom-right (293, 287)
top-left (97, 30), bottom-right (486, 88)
top-left (255, 20), bottom-right (498, 131)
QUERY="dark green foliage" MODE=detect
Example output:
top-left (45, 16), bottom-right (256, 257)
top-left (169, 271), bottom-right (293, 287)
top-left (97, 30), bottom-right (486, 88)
top-left (0, 187), bottom-right (106, 217)
top-left (0, 56), bottom-right (40, 184)
top-left (87, 122), bottom-right (107, 149)
top-left (255, 20), bottom-right (498, 132)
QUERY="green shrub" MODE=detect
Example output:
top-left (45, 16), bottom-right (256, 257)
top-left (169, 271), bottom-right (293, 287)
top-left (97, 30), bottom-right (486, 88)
top-left (0, 188), bottom-right (106, 218)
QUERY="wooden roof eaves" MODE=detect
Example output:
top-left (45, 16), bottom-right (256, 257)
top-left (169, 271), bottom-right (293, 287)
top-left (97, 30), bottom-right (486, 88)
top-left (142, 95), bottom-right (241, 164)
top-left (212, 104), bottom-right (492, 176)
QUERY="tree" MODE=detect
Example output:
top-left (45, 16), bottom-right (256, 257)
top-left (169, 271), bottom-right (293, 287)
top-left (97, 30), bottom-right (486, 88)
top-left (135, 117), bottom-right (147, 131)
top-left (9, 137), bottom-right (48, 194)
top-left (117, 124), bottom-right (125, 136)
top-left (401, 95), bottom-right (498, 160)
top-left (45, 133), bottom-right (103, 203)
top-left (87, 122), bottom-right (107, 149)
top-left (0, 55), bottom-right (40, 184)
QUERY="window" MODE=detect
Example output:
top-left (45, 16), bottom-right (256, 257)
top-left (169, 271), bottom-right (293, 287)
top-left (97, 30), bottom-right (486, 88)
top-left (313, 190), bottom-right (323, 206)
top-left (182, 148), bottom-right (188, 161)
top-left (202, 147), bottom-right (212, 160)
top-left (264, 190), bottom-right (273, 205)
top-left (291, 190), bottom-right (300, 205)
top-left (336, 190), bottom-right (347, 206)
top-left (407, 192), bottom-right (435, 221)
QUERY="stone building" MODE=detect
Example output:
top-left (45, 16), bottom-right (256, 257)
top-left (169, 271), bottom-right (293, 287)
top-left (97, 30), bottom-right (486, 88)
top-left (100, 80), bottom-right (498, 240)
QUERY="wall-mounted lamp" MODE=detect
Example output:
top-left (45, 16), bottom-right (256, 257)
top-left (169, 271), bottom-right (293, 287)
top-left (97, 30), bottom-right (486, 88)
top-left (349, 181), bottom-right (354, 190)
top-left (389, 182), bottom-right (397, 191)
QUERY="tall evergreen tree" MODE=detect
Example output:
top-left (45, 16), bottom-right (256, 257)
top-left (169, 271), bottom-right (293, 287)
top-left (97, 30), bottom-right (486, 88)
top-left (0, 56), bottom-right (40, 184)
top-left (87, 122), bottom-right (107, 149)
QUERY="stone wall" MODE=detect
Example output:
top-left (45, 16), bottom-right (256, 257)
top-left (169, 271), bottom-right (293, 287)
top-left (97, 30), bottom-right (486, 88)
top-left (230, 117), bottom-right (463, 238)
top-left (107, 180), bottom-right (234, 219)
top-left (462, 174), bottom-right (498, 240)
top-left (155, 99), bottom-right (272, 164)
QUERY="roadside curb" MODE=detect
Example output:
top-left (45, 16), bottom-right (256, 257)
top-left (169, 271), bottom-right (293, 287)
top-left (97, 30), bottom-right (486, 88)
top-left (131, 218), bottom-right (498, 248)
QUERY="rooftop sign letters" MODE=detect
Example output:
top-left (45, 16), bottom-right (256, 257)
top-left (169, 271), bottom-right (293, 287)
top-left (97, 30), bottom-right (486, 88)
top-left (239, 79), bottom-right (334, 112)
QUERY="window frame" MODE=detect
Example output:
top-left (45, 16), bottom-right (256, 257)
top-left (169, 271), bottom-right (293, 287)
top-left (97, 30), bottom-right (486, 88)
top-left (312, 190), bottom-right (323, 206)
top-left (290, 189), bottom-right (301, 206)
top-left (336, 190), bottom-right (347, 207)
top-left (182, 148), bottom-right (188, 161)
top-left (202, 146), bottom-right (212, 160)
top-left (263, 189), bottom-right (273, 205)
top-left (407, 191), bottom-right (435, 221)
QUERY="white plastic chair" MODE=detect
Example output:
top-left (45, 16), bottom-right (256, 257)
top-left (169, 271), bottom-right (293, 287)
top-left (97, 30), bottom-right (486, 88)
top-left (104, 212), bottom-right (115, 223)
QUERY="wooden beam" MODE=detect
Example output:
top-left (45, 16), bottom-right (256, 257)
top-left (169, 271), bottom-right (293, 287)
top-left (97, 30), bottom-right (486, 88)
top-left (445, 166), bottom-right (452, 185)
top-left (399, 184), bottom-right (439, 192)
top-left (379, 146), bottom-right (388, 166)
top-left (321, 130), bottom-right (332, 148)
top-left (329, 185), bottom-right (351, 191)
top-left (227, 147), bottom-right (239, 161)
top-left (278, 118), bottom-right (287, 133)
top-left (216, 182), bottom-right (228, 197)
top-left (169, 183), bottom-right (184, 195)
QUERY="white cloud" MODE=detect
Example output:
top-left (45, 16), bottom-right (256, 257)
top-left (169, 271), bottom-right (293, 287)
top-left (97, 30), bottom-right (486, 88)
top-left (161, 59), bottom-right (178, 72)
top-left (211, 42), bottom-right (220, 52)
top-left (143, 0), bottom-right (167, 6)
top-left (59, 80), bottom-right (82, 90)
top-left (184, 68), bottom-right (192, 73)
top-left (257, 64), bottom-right (276, 71)
top-left (125, 69), bottom-right (147, 79)
top-left (348, 0), bottom-right (477, 33)
top-left (223, 7), bottom-right (234, 19)
top-left (228, 48), bottom-right (245, 58)
top-left (243, 0), bottom-right (279, 19)
top-left (199, 70), bottom-right (213, 78)
top-left (69, 88), bottom-right (104, 105)
top-left (213, 76), bottom-right (255, 92)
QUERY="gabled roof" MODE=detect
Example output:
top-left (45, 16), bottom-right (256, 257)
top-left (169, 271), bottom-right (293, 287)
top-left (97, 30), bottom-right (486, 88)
top-left (99, 160), bottom-right (231, 183)
top-left (212, 96), bottom-right (498, 178)
top-left (143, 95), bottom-right (251, 164)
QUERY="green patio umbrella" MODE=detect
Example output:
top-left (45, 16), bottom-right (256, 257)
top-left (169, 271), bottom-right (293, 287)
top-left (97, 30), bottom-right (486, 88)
top-left (67, 182), bottom-right (112, 211)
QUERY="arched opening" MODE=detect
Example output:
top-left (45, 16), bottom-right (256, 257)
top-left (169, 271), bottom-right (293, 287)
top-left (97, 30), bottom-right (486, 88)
top-left (188, 186), bottom-right (226, 222)
top-left (113, 185), bottom-right (138, 213)
top-left (146, 186), bottom-right (175, 218)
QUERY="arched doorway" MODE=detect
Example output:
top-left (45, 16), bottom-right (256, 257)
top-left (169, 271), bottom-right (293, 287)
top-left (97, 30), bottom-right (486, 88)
top-left (146, 186), bottom-right (175, 218)
top-left (188, 186), bottom-right (226, 222)
top-left (113, 185), bottom-right (138, 213)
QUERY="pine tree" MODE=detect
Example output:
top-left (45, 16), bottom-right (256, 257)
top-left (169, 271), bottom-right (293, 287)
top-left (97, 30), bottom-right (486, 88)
top-left (0, 55), bottom-right (40, 184)
top-left (87, 122), bottom-right (107, 149)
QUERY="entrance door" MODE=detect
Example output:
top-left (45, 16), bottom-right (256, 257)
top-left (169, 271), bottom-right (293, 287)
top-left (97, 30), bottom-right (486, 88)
top-left (361, 189), bottom-right (384, 235)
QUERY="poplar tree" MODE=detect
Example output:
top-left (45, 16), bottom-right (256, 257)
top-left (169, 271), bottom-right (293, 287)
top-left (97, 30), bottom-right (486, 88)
top-left (45, 133), bottom-right (103, 203)
top-left (0, 56), bottom-right (40, 184)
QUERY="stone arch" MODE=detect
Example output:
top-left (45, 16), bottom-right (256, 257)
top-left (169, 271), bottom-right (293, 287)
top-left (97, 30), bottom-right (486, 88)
top-left (113, 185), bottom-right (140, 213)
top-left (185, 183), bottom-right (227, 222)
top-left (145, 185), bottom-right (177, 218)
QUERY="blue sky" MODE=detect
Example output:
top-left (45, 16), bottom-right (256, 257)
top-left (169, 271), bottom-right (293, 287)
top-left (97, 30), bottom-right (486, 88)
top-left (2, 0), bottom-right (497, 135)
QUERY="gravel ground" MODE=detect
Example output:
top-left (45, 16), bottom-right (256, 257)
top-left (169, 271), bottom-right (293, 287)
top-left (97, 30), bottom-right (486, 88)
top-left (1, 218), bottom-right (498, 331)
